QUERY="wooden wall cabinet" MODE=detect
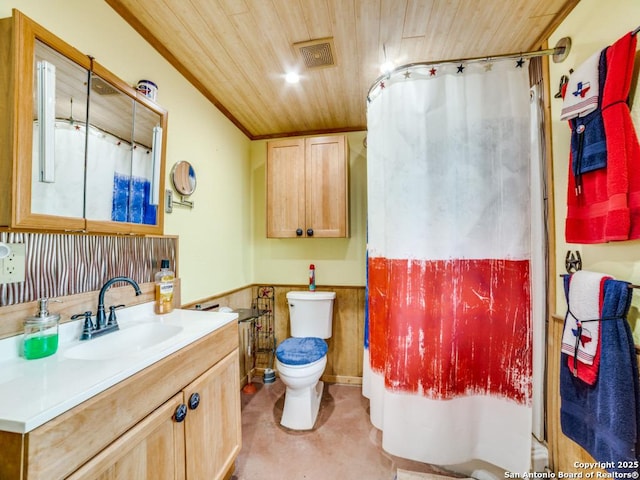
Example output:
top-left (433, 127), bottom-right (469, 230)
top-left (267, 135), bottom-right (349, 238)
top-left (0, 10), bottom-right (167, 234)
top-left (0, 321), bottom-right (241, 480)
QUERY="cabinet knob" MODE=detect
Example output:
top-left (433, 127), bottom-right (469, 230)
top-left (188, 392), bottom-right (201, 410)
top-left (306, 228), bottom-right (314, 237)
top-left (296, 228), bottom-right (303, 236)
top-left (173, 403), bottom-right (188, 422)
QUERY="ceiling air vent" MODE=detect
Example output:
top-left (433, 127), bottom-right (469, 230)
top-left (294, 38), bottom-right (336, 69)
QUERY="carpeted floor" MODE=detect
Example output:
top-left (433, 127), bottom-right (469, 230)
top-left (231, 378), bottom-right (462, 480)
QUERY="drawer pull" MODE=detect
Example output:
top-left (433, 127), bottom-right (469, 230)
top-left (174, 404), bottom-right (187, 422)
top-left (188, 392), bottom-right (201, 410)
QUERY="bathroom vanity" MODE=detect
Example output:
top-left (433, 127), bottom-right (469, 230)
top-left (0, 304), bottom-right (241, 480)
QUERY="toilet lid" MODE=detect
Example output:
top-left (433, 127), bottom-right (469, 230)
top-left (276, 337), bottom-right (328, 365)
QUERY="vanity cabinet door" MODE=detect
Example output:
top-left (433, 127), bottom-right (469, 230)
top-left (67, 393), bottom-right (186, 480)
top-left (183, 349), bottom-right (241, 480)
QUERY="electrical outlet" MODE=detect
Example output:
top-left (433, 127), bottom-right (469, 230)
top-left (0, 243), bottom-right (26, 284)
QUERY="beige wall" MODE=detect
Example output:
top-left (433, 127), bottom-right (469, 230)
top-left (1, 0), bottom-right (253, 304)
top-left (250, 131), bottom-right (368, 287)
top-left (549, 0), bottom-right (640, 342)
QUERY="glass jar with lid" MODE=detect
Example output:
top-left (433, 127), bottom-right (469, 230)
top-left (23, 298), bottom-right (60, 359)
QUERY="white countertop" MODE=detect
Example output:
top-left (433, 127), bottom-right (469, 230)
top-left (0, 302), bottom-right (237, 434)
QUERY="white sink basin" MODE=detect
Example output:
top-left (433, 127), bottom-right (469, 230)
top-left (65, 322), bottom-right (183, 361)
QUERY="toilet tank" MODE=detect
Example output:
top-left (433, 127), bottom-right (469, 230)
top-left (286, 291), bottom-right (336, 339)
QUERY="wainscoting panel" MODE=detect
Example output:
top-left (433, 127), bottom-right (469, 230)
top-left (274, 285), bottom-right (365, 384)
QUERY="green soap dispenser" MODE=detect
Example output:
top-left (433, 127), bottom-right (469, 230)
top-left (23, 298), bottom-right (60, 360)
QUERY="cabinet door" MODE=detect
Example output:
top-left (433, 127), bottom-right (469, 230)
top-left (305, 135), bottom-right (349, 237)
top-left (84, 69), bottom-right (136, 234)
top-left (10, 14), bottom-right (90, 230)
top-left (85, 62), bottom-right (167, 235)
top-left (184, 349), bottom-right (241, 480)
top-left (266, 138), bottom-right (306, 237)
top-left (67, 393), bottom-right (186, 480)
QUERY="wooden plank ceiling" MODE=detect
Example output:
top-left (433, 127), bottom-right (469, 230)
top-left (105, 0), bottom-right (577, 140)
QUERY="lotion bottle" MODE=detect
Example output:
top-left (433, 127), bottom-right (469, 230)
top-left (155, 259), bottom-right (175, 314)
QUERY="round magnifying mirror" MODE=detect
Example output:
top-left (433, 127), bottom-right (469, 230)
top-left (171, 161), bottom-right (196, 196)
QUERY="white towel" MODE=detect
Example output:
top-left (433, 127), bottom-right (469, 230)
top-left (561, 270), bottom-right (611, 365)
top-left (560, 51), bottom-right (601, 121)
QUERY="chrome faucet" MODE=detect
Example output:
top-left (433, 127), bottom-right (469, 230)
top-left (72, 276), bottom-right (142, 340)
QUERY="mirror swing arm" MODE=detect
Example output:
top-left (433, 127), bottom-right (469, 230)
top-left (165, 189), bottom-right (194, 212)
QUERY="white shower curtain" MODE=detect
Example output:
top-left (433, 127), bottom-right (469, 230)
top-left (363, 59), bottom-right (534, 472)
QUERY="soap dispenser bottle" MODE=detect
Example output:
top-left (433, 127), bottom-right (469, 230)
top-left (23, 298), bottom-right (60, 360)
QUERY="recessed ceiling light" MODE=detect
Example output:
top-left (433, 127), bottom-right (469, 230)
top-left (285, 72), bottom-right (300, 83)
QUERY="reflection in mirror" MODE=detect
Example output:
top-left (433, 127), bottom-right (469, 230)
top-left (171, 161), bottom-right (197, 196)
top-left (85, 73), bottom-right (135, 224)
top-left (31, 40), bottom-right (88, 218)
top-left (84, 74), bottom-right (163, 226)
top-left (134, 103), bottom-right (163, 214)
top-left (31, 41), bottom-right (167, 228)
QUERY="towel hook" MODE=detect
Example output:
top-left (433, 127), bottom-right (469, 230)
top-left (565, 250), bottom-right (582, 273)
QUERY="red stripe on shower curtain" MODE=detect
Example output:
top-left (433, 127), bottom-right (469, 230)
top-left (368, 256), bottom-right (532, 405)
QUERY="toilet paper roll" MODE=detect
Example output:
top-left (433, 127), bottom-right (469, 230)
top-left (0, 242), bottom-right (10, 259)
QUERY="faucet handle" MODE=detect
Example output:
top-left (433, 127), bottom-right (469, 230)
top-left (107, 304), bottom-right (125, 327)
top-left (71, 311), bottom-right (94, 340)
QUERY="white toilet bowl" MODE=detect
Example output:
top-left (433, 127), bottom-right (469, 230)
top-left (275, 337), bottom-right (328, 430)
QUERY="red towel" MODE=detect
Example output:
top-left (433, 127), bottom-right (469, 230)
top-left (563, 274), bottom-right (610, 385)
top-left (565, 32), bottom-right (640, 243)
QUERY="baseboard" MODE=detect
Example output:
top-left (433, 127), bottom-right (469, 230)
top-left (248, 368), bottom-right (362, 386)
top-left (322, 374), bottom-right (362, 385)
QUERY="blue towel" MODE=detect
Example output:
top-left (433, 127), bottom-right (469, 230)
top-left (560, 278), bottom-right (640, 473)
top-left (570, 49), bottom-right (608, 177)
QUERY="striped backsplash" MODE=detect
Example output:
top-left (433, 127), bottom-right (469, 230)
top-left (0, 232), bottom-right (176, 306)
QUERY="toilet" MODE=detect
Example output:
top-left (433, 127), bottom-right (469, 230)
top-left (275, 291), bottom-right (336, 430)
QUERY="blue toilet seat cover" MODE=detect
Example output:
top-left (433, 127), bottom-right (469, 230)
top-left (276, 337), bottom-right (328, 365)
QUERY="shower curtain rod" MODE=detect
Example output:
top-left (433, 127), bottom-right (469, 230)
top-left (368, 36), bottom-right (573, 96)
